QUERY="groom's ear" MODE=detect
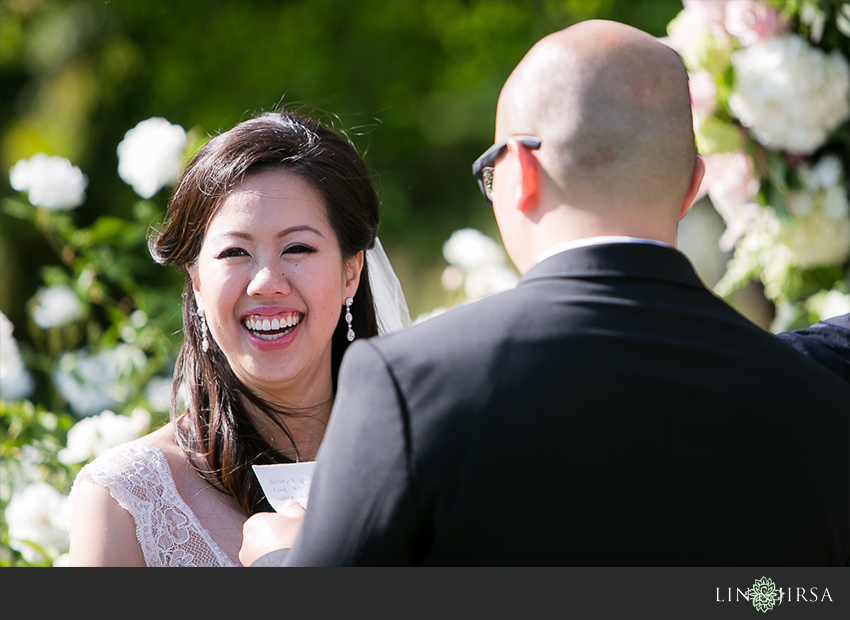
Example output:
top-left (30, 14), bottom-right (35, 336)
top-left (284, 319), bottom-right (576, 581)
top-left (509, 138), bottom-right (540, 214)
top-left (678, 154), bottom-right (706, 220)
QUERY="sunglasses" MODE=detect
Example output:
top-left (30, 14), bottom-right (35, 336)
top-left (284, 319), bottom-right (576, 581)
top-left (471, 136), bottom-right (541, 204)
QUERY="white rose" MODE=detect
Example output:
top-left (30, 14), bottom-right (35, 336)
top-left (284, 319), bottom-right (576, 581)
top-left (770, 301), bottom-right (801, 333)
top-left (715, 201), bottom-right (795, 302)
top-left (729, 34), bottom-right (850, 154)
top-left (117, 117), bottom-right (187, 199)
top-left (664, 3), bottom-right (733, 74)
top-left (442, 228), bottom-right (505, 270)
top-left (440, 265), bottom-right (465, 291)
top-left (30, 284), bottom-right (84, 329)
top-left (724, 0), bottom-right (789, 47)
top-left (464, 264), bottom-right (519, 300)
top-left (722, 157), bottom-right (850, 303)
top-left (9, 153), bottom-right (87, 210)
top-left (53, 554), bottom-right (70, 567)
top-left (807, 289), bottom-right (850, 321)
top-left (58, 408), bottom-right (150, 465)
top-left (838, 4), bottom-right (850, 38)
top-left (0, 311), bottom-right (34, 402)
top-left (801, 3), bottom-right (827, 43)
top-left (779, 156), bottom-right (850, 269)
top-left (5, 482), bottom-right (70, 565)
top-left (53, 344), bottom-right (147, 416)
top-left (799, 154), bottom-right (843, 192)
top-left (782, 186), bottom-right (850, 268)
top-left (0, 445), bottom-right (43, 503)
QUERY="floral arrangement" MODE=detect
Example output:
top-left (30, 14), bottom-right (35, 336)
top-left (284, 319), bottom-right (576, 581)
top-left (1, 117), bottom-right (194, 566)
top-left (663, 0), bottom-right (850, 331)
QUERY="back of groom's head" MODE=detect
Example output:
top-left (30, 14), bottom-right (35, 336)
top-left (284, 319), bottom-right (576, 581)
top-left (492, 20), bottom-right (703, 270)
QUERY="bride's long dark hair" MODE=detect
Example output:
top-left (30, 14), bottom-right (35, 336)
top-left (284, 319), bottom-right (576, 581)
top-left (149, 109), bottom-right (380, 514)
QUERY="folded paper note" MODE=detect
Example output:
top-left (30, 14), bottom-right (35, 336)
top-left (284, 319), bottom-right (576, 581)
top-left (252, 462), bottom-right (316, 512)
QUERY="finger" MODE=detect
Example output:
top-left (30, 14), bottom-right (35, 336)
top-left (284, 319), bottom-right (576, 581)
top-left (281, 499), bottom-right (306, 517)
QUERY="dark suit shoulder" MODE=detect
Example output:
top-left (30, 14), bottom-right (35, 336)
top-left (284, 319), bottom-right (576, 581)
top-left (250, 548), bottom-right (289, 567)
top-left (372, 287), bottom-right (512, 358)
top-left (777, 313), bottom-right (850, 384)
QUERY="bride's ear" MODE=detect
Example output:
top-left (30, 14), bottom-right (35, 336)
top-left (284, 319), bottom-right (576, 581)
top-left (343, 251), bottom-right (364, 300)
top-left (189, 266), bottom-right (204, 315)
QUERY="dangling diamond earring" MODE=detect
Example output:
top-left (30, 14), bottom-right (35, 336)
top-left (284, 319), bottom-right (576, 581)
top-left (345, 298), bottom-right (355, 341)
top-left (199, 309), bottom-right (209, 353)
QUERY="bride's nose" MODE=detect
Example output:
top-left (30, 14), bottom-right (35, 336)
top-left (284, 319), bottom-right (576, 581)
top-left (246, 265), bottom-right (292, 297)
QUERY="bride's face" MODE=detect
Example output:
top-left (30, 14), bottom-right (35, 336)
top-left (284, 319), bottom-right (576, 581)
top-left (191, 169), bottom-right (363, 406)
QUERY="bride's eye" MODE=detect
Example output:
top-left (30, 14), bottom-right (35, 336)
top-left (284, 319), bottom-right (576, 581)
top-left (284, 244), bottom-right (315, 256)
top-left (215, 247), bottom-right (249, 259)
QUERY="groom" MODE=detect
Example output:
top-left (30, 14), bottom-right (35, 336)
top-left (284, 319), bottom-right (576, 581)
top-left (241, 20), bottom-right (850, 566)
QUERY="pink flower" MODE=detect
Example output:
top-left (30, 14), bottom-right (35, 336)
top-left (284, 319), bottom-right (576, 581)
top-left (683, 0), bottom-right (728, 34)
top-left (689, 70), bottom-right (717, 128)
top-left (725, 1), bottom-right (790, 47)
top-left (663, 2), bottom-right (734, 74)
top-left (700, 151), bottom-right (761, 251)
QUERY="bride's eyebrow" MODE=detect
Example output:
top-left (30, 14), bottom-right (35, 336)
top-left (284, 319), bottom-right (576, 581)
top-left (217, 225), bottom-right (326, 242)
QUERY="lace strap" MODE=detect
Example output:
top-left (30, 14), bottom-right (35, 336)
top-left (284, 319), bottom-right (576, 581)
top-left (70, 441), bottom-right (237, 567)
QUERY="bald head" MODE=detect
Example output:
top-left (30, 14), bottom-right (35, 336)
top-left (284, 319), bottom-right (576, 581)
top-left (497, 20), bottom-right (696, 216)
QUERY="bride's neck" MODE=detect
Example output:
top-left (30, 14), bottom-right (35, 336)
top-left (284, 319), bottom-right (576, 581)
top-left (245, 395), bottom-right (333, 462)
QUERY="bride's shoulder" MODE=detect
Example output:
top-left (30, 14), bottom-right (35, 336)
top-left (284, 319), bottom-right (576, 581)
top-left (137, 421), bottom-right (181, 456)
top-left (71, 421), bottom-right (179, 487)
top-left (136, 419), bottom-right (211, 500)
top-left (76, 429), bottom-right (168, 484)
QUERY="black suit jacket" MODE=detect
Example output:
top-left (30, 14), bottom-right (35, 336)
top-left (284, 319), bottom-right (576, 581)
top-left (778, 314), bottom-right (850, 386)
top-left (268, 244), bottom-right (849, 566)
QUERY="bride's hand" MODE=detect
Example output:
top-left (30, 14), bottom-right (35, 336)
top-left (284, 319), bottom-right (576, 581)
top-left (239, 499), bottom-right (306, 566)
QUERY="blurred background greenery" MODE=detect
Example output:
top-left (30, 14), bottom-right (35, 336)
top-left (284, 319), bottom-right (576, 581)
top-left (0, 0), bottom-right (683, 328)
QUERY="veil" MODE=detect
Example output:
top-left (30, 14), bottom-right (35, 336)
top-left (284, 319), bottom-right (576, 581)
top-left (367, 238), bottom-right (412, 335)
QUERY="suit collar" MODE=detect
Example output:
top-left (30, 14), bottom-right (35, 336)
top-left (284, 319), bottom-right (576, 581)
top-left (520, 242), bottom-right (706, 290)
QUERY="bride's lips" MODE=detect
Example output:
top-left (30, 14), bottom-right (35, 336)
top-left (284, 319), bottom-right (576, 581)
top-left (241, 308), bottom-right (303, 350)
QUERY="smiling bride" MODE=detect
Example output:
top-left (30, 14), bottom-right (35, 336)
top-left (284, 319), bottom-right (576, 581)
top-left (66, 109), bottom-right (409, 566)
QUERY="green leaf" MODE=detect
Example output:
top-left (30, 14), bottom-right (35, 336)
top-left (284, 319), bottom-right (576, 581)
top-left (0, 197), bottom-right (36, 221)
top-left (696, 116), bottom-right (743, 155)
top-left (88, 216), bottom-right (132, 244)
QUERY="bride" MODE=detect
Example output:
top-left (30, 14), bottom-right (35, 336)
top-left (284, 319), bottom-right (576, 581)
top-left (67, 109), bottom-right (410, 566)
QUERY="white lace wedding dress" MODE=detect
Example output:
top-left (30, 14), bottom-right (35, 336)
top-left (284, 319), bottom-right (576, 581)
top-left (68, 441), bottom-right (238, 567)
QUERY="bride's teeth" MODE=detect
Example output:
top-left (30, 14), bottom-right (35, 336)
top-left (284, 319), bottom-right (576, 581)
top-left (244, 313), bottom-right (300, 335)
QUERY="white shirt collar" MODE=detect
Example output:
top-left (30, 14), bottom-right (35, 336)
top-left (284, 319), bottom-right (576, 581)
top-left (536, 236), bottom-right (671, 265)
